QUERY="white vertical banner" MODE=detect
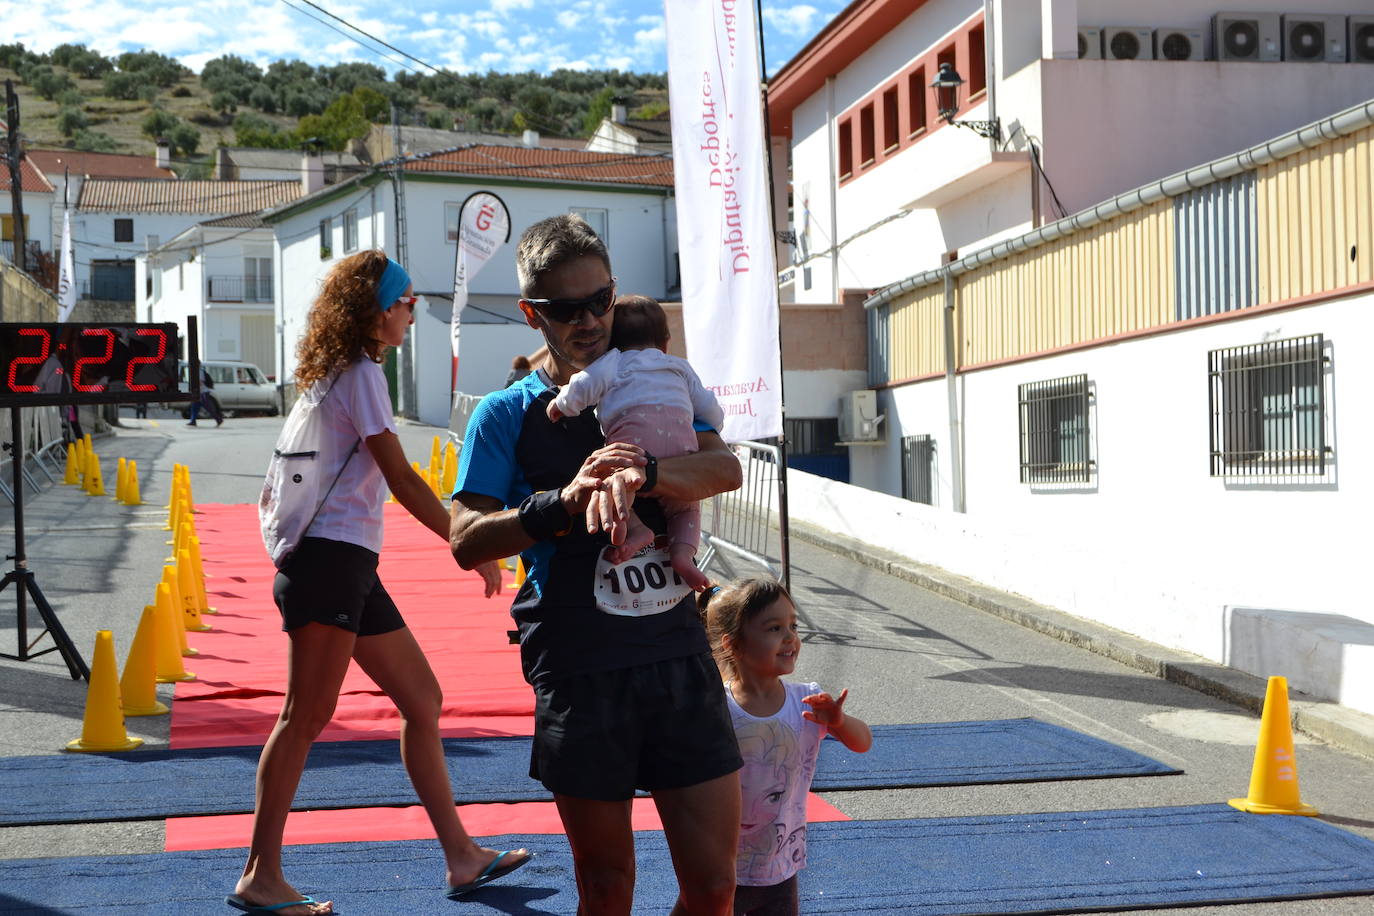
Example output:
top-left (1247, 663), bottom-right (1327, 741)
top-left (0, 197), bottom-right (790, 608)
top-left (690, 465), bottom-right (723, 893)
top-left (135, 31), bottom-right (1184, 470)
top-left (57, 210), bottom-right (76, 322)
top-left (665, 0), bottom-right (781, 442)
top-left (451, 191), bottom-right (511, 360)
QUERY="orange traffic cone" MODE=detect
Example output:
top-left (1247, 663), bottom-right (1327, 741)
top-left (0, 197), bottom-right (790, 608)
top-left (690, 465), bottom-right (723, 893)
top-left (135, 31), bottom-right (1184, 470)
top-left (153, 582), bottom-right (195, 682)
top-left (121, 605), bottom-right (169, 716)
top-left (65, 631), bottom-right (143, 752)
top-left (1228, 675), bottom-right (1319, 816)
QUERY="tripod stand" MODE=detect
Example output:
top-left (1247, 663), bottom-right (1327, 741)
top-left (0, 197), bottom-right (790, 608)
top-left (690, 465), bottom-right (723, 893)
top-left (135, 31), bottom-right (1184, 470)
top-left (0, 406), bottom-right (87, 680)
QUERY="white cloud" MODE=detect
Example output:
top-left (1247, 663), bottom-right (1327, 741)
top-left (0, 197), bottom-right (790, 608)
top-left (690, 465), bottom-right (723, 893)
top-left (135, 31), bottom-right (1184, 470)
top-left (492, 0), bottom-right (535, 14)
top-left (557, 11), bottom-right (583, 30)
top-left (763, 4), bottom-right (822, 39)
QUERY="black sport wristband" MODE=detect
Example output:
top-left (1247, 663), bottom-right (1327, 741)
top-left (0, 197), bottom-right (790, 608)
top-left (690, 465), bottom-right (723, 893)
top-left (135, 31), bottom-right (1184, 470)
top-left (639, 453), bottom-right (658, 494)
top-left (518, 489), bottom-right (574, 540)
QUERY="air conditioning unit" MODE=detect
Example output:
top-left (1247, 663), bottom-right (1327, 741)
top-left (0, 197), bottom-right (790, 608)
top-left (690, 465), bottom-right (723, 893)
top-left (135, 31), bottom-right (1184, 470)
top-left (1077, 27), bottom-right (1102, 60)
top-left (838, 390), bottom-right (884, 444)
top-left (1351, 16), bottom-right (1374, 63)
top-left (1282, 14), bottom-right (1346, 62)
top-left (1103, 27), bottom-right (1155, 60)
top-left (1154, 27), bottom-right (1205, 61)
top-left (1214, 12), bottom-right (1281, 61)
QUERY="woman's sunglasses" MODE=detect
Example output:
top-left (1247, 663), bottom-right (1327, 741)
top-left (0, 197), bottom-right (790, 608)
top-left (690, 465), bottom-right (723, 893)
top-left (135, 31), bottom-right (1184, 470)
top-left (523, 280), bottom-right (616, 325)
top-left (393, 295), bottom-right (420, 308)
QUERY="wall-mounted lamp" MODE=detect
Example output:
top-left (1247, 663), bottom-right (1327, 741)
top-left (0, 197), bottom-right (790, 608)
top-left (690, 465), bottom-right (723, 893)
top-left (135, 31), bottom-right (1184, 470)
top-left (930, 62), bottom-right (1001, 142)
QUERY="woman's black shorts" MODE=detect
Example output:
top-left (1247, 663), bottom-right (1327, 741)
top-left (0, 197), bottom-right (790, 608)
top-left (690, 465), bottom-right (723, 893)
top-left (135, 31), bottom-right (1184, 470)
top-left (272, 537), bottom-right (404, 637)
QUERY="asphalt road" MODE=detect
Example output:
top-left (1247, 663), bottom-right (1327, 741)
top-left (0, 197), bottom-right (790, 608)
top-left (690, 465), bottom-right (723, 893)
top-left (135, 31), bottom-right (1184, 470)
top-left (1, 407), bottom-right (1372, 916)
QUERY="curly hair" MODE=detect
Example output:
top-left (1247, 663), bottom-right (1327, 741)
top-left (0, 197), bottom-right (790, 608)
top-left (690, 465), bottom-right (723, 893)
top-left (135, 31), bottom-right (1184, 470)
top-left (698, 577), bottom-right (794, 680)
top-left (295, 249), bottom-right (390, 390)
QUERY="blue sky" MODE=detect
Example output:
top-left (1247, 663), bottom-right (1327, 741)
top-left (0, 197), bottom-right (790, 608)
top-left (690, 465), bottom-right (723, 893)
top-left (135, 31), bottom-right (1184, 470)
top-left (7, 0), bottom-right (844, 77)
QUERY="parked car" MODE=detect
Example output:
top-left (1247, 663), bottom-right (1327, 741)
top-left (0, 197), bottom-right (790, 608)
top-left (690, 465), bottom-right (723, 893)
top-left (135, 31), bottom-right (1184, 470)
top-left (176, 360), bottom-right (278, 417)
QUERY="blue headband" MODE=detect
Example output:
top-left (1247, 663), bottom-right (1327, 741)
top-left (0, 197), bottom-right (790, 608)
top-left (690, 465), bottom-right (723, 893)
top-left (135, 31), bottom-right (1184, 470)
top-left (376, 258), bottom-right (411, 311)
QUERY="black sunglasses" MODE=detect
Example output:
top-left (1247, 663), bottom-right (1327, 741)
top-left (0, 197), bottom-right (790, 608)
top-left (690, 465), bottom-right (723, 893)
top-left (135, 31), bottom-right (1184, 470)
top-left (524, 280), bottom-right (616, 324)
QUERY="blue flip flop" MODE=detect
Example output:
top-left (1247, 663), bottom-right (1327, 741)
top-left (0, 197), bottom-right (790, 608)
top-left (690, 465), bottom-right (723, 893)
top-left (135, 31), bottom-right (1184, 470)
top-left (445, 849), bottom-right (532, 899)
top-left (225, 893), bottom-right (323, 914)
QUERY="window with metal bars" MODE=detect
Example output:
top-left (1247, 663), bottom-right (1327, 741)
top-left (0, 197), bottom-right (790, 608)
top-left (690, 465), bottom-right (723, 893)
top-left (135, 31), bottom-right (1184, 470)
top-left (1018, 374), bottom-right (1092, 483)
top-left (902, 434), bottom-right (935, 504)
top-left (1207, 334), bottom-right (1327, 477)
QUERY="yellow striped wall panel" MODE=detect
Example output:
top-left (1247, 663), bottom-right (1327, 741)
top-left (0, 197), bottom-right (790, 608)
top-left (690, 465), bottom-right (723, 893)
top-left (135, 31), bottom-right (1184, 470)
top-left (887, 285), bottom-right (944, 380)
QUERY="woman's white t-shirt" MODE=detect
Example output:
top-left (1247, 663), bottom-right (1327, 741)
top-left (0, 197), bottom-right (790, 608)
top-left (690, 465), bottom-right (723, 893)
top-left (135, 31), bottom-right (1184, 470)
top-left (305, 358), bottom-right (397, 554)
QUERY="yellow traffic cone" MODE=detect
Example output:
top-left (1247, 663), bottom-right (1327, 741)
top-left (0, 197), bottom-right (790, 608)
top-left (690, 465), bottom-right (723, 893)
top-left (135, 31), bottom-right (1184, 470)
top-left (509, 556), bottom-right (526, 589)
top-left (498, 557), bottom-right (510, 572)
top-left (167, 515), bottom-right (194, 559)
top-left (77, 441), bottom-right (89, 490)
top-left (182, 471), bottom-right (197, 514)
top-left (86, 453), bottom-right (105, 496)
top-left (164, 464), bottom-right (182, 508)
top-left (441, 442), bottom-right (457, 495)
top-left (1228, 675), bottom-right (1319, 816)
top-left (115, 457), bottom-right (128, 502)
top-left (429, 435), bottom-right (442, 480)
top-left (121, 605), bottom-right (169, 716)
top-left (188, 535), bottom-right (216, 614)
top-left (65, 630), bottom-right (143, 752)
top-left (161, 565), bottom-right (198, 656)
top-left (82, 433), bottom-right (92, 455)
top-left (124, 460), bottom-right (143, 506)
top-left (177, 550), bottom-right (211, 632)
top-left (153, 582), bottom-right (195, 682)
top-left (63, 443), bottom-right (79, 485)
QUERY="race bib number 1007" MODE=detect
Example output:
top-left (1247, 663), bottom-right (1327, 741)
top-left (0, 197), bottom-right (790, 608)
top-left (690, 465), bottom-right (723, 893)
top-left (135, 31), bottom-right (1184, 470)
top-left (594, 541), bottom-right (693, 617)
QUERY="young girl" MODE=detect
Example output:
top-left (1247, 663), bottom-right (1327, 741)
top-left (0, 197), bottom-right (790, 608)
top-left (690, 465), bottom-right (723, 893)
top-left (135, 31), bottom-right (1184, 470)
top-left (700, 577), bottom-right (872, 916)
top-left (232, 251), bottom-right (528, 915)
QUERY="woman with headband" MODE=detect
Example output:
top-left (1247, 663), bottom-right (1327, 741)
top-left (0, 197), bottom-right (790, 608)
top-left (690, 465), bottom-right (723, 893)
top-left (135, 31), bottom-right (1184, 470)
top-left (232, 251), bottom-right (529, 915)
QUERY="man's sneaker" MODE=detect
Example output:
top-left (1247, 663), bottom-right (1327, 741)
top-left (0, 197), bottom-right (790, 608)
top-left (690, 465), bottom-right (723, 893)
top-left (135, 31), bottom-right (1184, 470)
top-left (187, 421), bottom-right (197, 427)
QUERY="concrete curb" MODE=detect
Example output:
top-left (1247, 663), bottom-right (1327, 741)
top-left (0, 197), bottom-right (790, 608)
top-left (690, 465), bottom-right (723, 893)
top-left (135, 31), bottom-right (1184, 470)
top-left (788, 518), bottom-right (1374, 762)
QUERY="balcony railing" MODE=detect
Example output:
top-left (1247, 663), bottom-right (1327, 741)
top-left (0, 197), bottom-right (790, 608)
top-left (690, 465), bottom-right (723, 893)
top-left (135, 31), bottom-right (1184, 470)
top-left (207, 275), bottom-right (273, 303)
top-left (0, 240), bottom-right (42, 266)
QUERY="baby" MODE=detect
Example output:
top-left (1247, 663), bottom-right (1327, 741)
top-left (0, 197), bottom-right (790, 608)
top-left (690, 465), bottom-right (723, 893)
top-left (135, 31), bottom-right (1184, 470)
top-left (546, 295), bottom-right (723, 590)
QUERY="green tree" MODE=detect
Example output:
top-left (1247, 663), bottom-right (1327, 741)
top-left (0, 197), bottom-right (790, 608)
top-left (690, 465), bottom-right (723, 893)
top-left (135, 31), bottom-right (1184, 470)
top-left (102, 70), bottom-right (143, 100)
top-left (29, 66), bottom-right (77, 101)
top-left (233, 112), bottom-right (292, 149)
top-left (57, 88), bottom-right (84, 108)
top-left (201, 55), bottom-right (262, 92)
top-left (56, 106), bottom-right (88, 137)
top-left (211, 90), bottom-right (238, 117)
top-left (73, 129), bottom-right (117, 152)
top-left (295, 92), bottom-right (369, 151)
top-left (582, 86), bottom-right (616, 136)
top-left (168, 122), bottom-right (200, 157)
top-left (248, 84), bottom-right (277, 114)
top-left (116, 49), bottom-right (185, 87)
top-left (352, 85), bottom-right (388, 122)
top-left (141, 108), bottom-right (179, 140)
top-left (67, 47), bottom-right (112, 79)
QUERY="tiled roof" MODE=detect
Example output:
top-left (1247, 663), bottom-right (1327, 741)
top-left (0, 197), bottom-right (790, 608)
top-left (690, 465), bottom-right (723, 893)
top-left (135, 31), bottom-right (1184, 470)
top-left (26, 148), bottom-right (176, 180)
top-left (0, 157), bottom-right (55, 193)
top-left (77, 179), bottom-right (301, 214)
top-left (199, 212), bottom-right (269, 229)
top-left (402, 145), bottom-right (674, 188)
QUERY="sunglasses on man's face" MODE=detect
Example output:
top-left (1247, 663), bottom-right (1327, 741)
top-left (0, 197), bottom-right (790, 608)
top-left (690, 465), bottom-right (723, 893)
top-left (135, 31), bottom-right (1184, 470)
top-left (523, 280), bottom-right (616, 324)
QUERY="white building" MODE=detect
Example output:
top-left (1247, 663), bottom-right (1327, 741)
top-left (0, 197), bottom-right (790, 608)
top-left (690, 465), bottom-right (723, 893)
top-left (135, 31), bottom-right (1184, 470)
top-left (144, 214), bottom-right (279, 374)
top-left (262, 144), bottom-right (679, 427)
top-left (761, 0), bottom-right (1374, 716)
top-left (0, 155), bottom-right (53, 268)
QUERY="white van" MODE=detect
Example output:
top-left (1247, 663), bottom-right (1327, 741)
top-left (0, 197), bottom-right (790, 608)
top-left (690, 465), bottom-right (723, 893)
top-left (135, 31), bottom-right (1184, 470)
top-left (178, 360), bottom-right (278, 416)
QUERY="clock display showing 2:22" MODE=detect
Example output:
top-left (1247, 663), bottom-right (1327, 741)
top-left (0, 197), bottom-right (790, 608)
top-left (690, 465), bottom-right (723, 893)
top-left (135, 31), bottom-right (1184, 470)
top-left (0, 323), bottom-right (184, 407)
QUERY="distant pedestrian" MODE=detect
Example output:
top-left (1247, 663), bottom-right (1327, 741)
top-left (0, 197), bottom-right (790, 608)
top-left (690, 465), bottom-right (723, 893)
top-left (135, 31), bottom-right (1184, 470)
top-left (188, 366), bottom-right (223, 427)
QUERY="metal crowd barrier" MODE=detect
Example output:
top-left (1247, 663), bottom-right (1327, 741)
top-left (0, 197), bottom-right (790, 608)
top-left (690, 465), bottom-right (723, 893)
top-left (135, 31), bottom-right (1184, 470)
top-left (700, 440), bottom-right (787, 585)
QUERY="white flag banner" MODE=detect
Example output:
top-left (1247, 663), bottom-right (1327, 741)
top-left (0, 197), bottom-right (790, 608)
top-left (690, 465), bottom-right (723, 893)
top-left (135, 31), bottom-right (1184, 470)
top-left (57, 210), bottom-right (76, 322)
top-left (664, 0), bottom-right (781, 442)
top-left (451, 191), bottom-right (511, 359)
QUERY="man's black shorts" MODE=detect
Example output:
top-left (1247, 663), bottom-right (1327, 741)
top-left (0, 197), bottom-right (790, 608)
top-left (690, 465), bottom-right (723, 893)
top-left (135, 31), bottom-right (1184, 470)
top-left (272, 537), bottom-right (405, 637)
top-left (530, 652), bottom-right (743, 801)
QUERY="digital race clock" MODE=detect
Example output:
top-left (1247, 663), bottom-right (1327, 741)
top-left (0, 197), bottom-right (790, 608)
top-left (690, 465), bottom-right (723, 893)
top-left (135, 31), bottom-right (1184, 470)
top-left (0, 323), bottom-right (187, 408)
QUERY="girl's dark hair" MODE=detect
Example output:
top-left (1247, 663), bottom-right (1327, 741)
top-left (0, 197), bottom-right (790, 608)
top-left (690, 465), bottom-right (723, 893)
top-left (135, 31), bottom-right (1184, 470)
top-left (295, 249), bottom-right (390, 389)
top-left (698, 577), bottom-right (793, 679)
top-left (611, 294), bottom-right (669, 351)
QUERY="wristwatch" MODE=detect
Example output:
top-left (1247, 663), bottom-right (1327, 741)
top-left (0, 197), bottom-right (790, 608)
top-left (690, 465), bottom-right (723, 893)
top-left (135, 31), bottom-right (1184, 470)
top-left (640, 453), bottom-right (658, 494)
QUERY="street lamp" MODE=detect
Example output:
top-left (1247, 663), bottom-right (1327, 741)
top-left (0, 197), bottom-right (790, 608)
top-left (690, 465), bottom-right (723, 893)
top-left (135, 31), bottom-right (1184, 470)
top-left (930, 62), bottom-right (1001, 142)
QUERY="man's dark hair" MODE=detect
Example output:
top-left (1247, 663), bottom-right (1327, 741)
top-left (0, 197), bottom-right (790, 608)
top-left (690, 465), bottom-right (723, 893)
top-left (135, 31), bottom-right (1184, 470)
top-left (611, 295), bottom-right (669, 351)
top-left (515, 214), bottom-right (611, 298)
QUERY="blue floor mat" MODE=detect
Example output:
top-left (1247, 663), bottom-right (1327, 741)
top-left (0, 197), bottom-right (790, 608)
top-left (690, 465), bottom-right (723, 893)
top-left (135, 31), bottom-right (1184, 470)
top-left (0, 718), bottom-right (1177, 826)
top-left (2, 806), bottom-right (1372, 915)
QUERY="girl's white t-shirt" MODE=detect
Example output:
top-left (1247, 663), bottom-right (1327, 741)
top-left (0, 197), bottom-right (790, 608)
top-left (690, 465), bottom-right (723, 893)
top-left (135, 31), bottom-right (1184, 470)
top-left (304, 358), bottom-right (397, 554)
top-left (726, 680), bottom-right (827, 887)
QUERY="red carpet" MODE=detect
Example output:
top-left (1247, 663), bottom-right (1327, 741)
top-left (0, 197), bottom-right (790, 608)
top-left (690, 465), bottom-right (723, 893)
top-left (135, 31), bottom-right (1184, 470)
top-left (172, 503), bottom-right (534, 748)
top-left (165, 795), bottom-right (851, 851)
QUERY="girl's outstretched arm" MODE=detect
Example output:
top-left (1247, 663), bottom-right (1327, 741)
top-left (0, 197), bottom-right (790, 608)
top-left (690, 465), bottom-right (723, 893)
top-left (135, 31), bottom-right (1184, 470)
top-left (802, 688), bottom-right (873, 753)
top-left (366, 429), bottom-right (450, 540)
